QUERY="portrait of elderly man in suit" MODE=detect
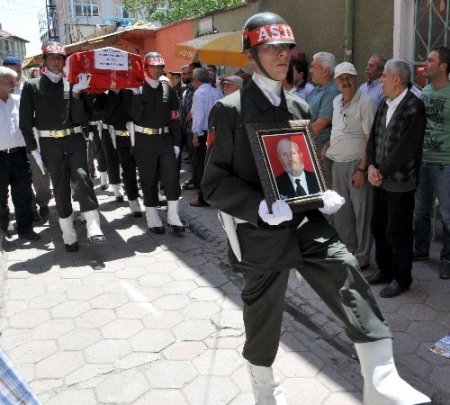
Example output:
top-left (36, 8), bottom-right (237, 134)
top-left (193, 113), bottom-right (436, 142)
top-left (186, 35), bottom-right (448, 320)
top-left (274, 137), bottom-right (320, 199)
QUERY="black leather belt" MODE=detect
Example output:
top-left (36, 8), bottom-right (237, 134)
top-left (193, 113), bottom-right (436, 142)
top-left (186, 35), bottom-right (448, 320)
top-left (0, 147), bottom-right (20, 154)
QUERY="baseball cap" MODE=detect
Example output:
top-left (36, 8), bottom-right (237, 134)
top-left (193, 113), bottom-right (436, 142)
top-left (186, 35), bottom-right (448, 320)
top-left (334, 62), bottom-right (357, 78)
top-left (222, 75), bottom-right (244, 89)
top-left (3, 56), bottom-right (21, 66)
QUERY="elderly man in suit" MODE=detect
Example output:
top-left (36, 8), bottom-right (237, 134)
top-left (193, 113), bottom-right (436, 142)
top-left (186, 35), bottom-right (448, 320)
top-left (275, 138), bottom-right (320, 199)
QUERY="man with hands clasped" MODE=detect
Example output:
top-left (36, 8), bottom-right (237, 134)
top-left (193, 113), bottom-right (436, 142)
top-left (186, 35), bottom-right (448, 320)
top-left (19, 42), bottom-right (105, 251)
top-left (128, 51), bottom-right (184, 234)
top-left (366, 59), bottom-right (427, 298)
top-left (202, 13), bottom-right (431, 405)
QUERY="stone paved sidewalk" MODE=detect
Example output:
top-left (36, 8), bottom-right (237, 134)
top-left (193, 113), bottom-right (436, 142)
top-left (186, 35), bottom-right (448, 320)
top-left (0, 174), bottom-right (448, 404)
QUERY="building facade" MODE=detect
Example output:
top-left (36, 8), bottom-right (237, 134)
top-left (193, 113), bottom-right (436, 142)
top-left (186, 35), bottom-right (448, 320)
top-left (42, 0), bottom-right (135, 45)
top-left (0, 24), bottom-right (28, 64)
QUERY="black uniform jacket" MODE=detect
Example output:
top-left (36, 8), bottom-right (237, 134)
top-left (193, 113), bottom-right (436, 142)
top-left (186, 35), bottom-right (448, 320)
top-left (202, 79), bottom-right (329, 273)
top-left (128, 81), bottom-right (182, 146)
top-left (19, 75), bottom-right (88, 152)
top-left (94, 90), bottom-right (132, 130)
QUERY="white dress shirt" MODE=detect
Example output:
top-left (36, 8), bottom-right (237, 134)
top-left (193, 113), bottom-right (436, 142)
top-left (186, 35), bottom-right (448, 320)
top-left (191, 83), bottom-right (222, 136)
top-left (0, 93), bottom-right (25, 150)
top-left (386, 88), bottom-right (408, 127)
top-left (288, 172), bottom-right (310, 195)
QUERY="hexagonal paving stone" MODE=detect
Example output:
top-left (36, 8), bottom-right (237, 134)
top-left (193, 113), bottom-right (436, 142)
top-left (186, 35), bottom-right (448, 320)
top-left (193, 349), bottom-right (242, 376)
top-left (133, 390), bottom-right (188, 405)
top-left (95, 370), bottom-right (149, 403)
top-left (170, 267), bottom-right (199, 281)
top-left (101, 319), bottom-right (143, 339)
top-left (85, 339), bottom-right (131, 363)
top-left (116, 352), bottom-right (160, 370)
top-left (145, 360), bottom-right (197, 388)
top-left (58, 328), bottom-right (102, 351)
top-left (51, 301), bottom-right (90, 318)
top-left (210, 310), bottom-right (244, 330)
top-left (67, 286), bottom-right (104, 300)
top-left (398, 303), bottom-right (438, 321)
top-left (2, 300), bottom-right (28, 317)
top-left (0, 328), bottom-right (32, 351)
top-left (283, 378), bottom-right (329, 404)
top-left (75, 309), bottom-right (116, 328)
top-left (45, 389), bottom-right (97, 405)
top-left (161, 280), bottom-right (197, 295)
top-left (36, 351), bottom-right (84, 378)
top-left (90, 292), bottom-right (129, 309)
top-left (172, 319), bottom-right (216, 341)
top-left (182, 302), bottom-right (221, 320)
top-left (29, 292), bottom-right (67, 309)
top-left (9, 309), bottom-right (50, 328)
top-left (142, 310), bottom-right (184, 329)
top-left (152, 294), bottom-right (190, 310)
top-left (8, 340), bottom-right (57, 363)
top-left (129, 330), bottom-right (175, 352)
top-left (138, 273), bottom-right (172, 287)
top-left (9, 286), bottom-right (45, 300)
top-left (189, 287), bottom-right (224, 302)
top-left (65, 364), bottom-right (114, 386)
top-left (163, 341), bottom-right (207, 361)
top-left (323, 392), bottom-right (362, 405)
top-left (183, 375), bottom-right (240, 405)
top-left (32, 319), bottom-right (74, 340)
top-left (194, 273), bottom-right (230, 288)
top-left (276, 352), bottom-right (324, 378)
top-left (407, 321), bottom-right (449, 341)
top-left (116, 302), bottom-right (161, 319)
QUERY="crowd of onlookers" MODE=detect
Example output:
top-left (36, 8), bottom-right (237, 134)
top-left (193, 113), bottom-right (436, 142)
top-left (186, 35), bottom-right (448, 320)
top-left (1, 44), bottom-right (449, 297)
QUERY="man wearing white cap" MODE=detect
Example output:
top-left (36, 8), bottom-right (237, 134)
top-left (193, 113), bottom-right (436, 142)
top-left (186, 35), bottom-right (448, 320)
top-left (221, 75), bottom-right (243, 96)
top-left (326, 62), bottom-right (377, 270)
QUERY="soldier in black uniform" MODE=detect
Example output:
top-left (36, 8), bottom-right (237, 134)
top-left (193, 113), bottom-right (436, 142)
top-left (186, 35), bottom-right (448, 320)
top-left (202, 13), bottom-right (431, 405)
top-left (128, 52), bottom-right (184, 234)
top-left (82, 93), bottom-right (108, 189)
top-left (95, 89), bottom-right (141, 216)
top-left (19, 42), bottom-right (106, 252)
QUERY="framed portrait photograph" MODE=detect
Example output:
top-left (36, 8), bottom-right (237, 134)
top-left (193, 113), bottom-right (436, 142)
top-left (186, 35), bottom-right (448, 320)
top-left (245, 120), bottom-right (328, 213)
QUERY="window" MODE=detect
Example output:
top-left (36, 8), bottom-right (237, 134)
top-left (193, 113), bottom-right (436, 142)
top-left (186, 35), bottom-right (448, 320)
top-left (74, 0), bottom-right (99, 17)
top-left (116, 5), bottom-right (131, 19)
top-left (413, 0), bottom-right (449, 84)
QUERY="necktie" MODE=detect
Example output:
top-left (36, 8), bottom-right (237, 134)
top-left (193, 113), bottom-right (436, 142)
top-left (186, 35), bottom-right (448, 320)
top-left (295, 179), bottom-right (306, 196)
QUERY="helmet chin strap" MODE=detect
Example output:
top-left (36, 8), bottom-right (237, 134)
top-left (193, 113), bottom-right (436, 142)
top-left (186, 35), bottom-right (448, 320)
top-left (250, 48), bottom-right (278, 82)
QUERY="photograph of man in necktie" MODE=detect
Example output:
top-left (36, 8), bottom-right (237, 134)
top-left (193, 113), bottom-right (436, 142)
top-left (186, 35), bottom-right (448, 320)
top-left (274, 137), bottom-right (320, 199)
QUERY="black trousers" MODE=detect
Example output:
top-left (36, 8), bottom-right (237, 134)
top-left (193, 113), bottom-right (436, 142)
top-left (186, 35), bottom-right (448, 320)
top-left (116, 136), bottom-right (139, 201)
top-left (192, 133), bottom-right (207, 201)
top-left (101, 128), bottom-right (121, 185)
top-left (371, 187), bottom-right (415, 288)
top-left (0, 148), bottom-right (33, 234)
top-left (241, 216), bottom-right (392, 367)
top-left (40, 134), bottom-right (99, 218)
top-left (91, 127), bottom-right (107, 173)
top-left (134, 132), bottom-right (180, 207)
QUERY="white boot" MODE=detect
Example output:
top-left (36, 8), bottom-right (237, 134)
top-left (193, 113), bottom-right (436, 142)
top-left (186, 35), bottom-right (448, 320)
top-left (83, 209), bottom-right (106, 244)
top-left (111, 183), bottom-right (124, 202)
top-left (247, 362), bottom-right (288, 405)
top-left (58, 214), bottom-right (78, 251)
top-left (145, 207), bottom-right (164, 234)
top-left (99, 171), bottom-right (108, 190)
top-left (355, 339), bottom-right (431, 405)
top-left (129, 199), bottom-right (142, 217)
top-left (167, 200), bottom-right (185, 233)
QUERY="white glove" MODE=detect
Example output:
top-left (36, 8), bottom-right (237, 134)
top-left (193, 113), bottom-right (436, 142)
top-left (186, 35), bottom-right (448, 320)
top-left (258, 199), bottom-right (293, 226)
top-left (174, 145), bottom-right (180, 159)
top-left (319, 190), bottom-right (345, 215)
top-left (31, 149), bottom-right (45, 175)
top-left (88, 131), bottom-right (94, 141)
top-left (72, 73), bottom-right (91, 93)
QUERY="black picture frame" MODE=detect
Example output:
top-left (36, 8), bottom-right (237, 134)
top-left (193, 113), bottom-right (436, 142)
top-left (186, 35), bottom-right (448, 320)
top-left (245, 120), bottom-right (327, 213)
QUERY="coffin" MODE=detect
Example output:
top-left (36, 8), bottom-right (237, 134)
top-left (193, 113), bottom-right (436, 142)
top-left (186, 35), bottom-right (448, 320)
top-left (67, 47), bottom-right (144, 93)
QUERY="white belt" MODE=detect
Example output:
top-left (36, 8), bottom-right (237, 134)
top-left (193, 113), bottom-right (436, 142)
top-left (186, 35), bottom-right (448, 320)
top-left (102, 123), bottom-right (109, 129)
top-left (89, 120), bottom-right (99, 125)
top-left (135, 125), bottom-right (169, 135)
top-left (38, 126), bottom-right (82, 138)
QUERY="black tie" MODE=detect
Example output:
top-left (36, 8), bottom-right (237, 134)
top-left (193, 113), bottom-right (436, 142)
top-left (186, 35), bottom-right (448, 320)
top-left (295, 179), bottom-right (306, 196)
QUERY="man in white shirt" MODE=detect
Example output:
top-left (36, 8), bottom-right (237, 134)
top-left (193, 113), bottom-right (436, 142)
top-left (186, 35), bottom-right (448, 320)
top-left (0, 67), bottom-right (40, 240)
top-left (359, 54), bottom-right (385, 104)
top-left (189, 67), bottom-right (222, 207)
top-left (327, 62), bottom-right (377, 269)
